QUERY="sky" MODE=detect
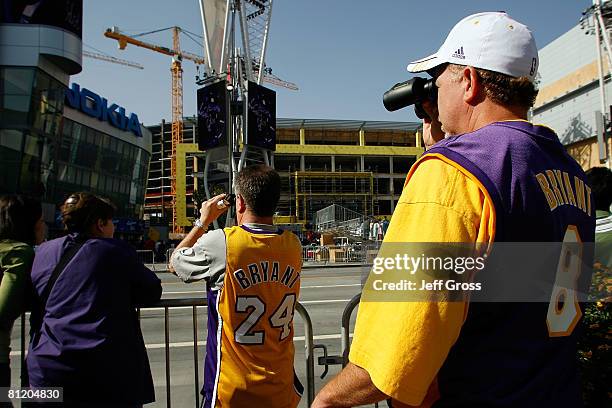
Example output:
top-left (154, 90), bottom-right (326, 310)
top-left (73, 0), bottom-right (594, 125)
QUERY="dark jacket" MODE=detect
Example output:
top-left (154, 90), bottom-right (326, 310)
top-left (27, 234), bottom-right (162, 404)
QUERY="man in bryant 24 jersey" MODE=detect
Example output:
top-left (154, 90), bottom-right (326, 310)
top-left (170, 165), bottom-right (303, 408)
top-left (314, 12), bottom-right (595, 408)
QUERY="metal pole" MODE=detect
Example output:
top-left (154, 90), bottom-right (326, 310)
top-left (257, 0), bottom-right (274, 84)
top-left (227, 5), bottom-right (236, 198)
top-left (595, 0), bottom-right (608, 132)
top-left (295, 302), bottom-right (315, 407)
top-left (219, 0), bottom-right (232, 74)
top-left (20, 314), bottom-right (26, 387)
top-left (595, 0), bottom-right (611, 167)
top-left (198, 0), bottom-right (214, 73)
top-left (203, 154), bottom-right (219, 229)
top-left (238, 0), bottom-right (254, 81)
top-left (596, 0), bottom-right (612, 70)
top-left (193, 305), bottom-right (200, 408)
top-left (341, 293), bottom-right (362, 366)
top-left (238, 145), bottom-right (248, 173)
top-left (165, 307), bottom-right (171, 408)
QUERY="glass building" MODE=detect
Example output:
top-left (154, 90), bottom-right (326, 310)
top-left (1, 4), bottom-right (152, 235)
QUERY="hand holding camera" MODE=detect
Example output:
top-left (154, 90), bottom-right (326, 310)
top-left (199, 193), bottom-right (232, 225)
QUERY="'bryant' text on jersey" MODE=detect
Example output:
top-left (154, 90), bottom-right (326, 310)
top-left (536, 169), bottom-right (592, 214)
top-left (233, 261), bottom-right (300, 290)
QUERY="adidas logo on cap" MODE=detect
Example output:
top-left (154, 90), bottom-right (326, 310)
top-left (452, 46), bottom-right (465, 59)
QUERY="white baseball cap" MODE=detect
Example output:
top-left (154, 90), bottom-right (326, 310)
top-left (407, 12), bottom-right (539, 82)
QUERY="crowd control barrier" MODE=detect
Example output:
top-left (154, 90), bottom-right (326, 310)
top-left (15, 297), bottom-right (339, 407)
top-left (136, 249), bottom-right (155, 265)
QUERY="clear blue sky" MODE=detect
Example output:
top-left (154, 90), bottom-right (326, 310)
top-left (73, 0), bottom-right (593, 125)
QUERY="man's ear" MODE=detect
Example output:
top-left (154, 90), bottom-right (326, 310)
top-left (462, 66), bottom-right (482, 105)
top-left (96, 218), bottom-right (106, 232)
top-left (237, 195), bottom-right (247, 214)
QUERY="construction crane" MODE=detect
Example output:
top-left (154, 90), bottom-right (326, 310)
top-left (104, 26), bottom-right (206, 235)
top-left (82, 50), bottom-right (144, 69)
top-left (105, 24), bottom-right (296, 234)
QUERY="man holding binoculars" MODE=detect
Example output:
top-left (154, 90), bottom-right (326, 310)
top-left (314, 11), bottom-right (595, 408)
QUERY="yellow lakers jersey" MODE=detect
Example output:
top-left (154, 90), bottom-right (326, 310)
top-left (202, 225), bottom-right (303, 408)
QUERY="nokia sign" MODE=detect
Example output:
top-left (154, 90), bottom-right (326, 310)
top-left (65, 83), bottom-right (143, 137)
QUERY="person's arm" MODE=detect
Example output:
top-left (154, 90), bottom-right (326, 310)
top-left (312, 362), bottom-right (388, 408)
top-left (0, 244), bottom-right (34, 323)
top-left (168, 193), bottom-right (228, 275)
top-left (128, 247), bottom-right (162, 306)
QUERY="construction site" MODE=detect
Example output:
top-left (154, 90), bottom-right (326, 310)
top-left (144, 117), bottom-right (423, 244)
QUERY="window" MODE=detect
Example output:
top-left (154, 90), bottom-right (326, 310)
top-left (2, 68), bottom-right (35, 95)
top-left (62, 120), bottom-right (73, 138)
top-left (364, 156), bottom-right (390, 173)
top-left (90, 171), bottom-right (99, 189)
top-left (72, 123), bottom-right (83, 142)
top-left (98, 174), bottom-right (106, 190)
top-left (0, 129), bottom-right (23, 151)
top-left (304, 156), bottom-right (331, 171)
top-left (335, 156), bottom-right (360, 172)
top-left (3, 95), bottom-right (30, 112)
top-left (0, 130), bottom-right (24, 194)
top-left (393, 178), bottom-right (405, 195)
top-left (393, 156), bottom-right (414, 174)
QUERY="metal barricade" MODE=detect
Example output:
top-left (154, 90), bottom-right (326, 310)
top-left (136, 249), bottom-right (155, 265)
top-left (17, 297), bottom-right (317, 408)
top-left (313, 293), bottom-right (384, 408)
top-left (138, 298), bottom-right (207, 408)
top-left (138, 298), bottom-right (316, 408)
top-left (295, 302), bottom-right (315, 406)
top-left (302, 245), bottom-right (330, 265)
top-left (165, 247), bottom-right (176, 264)
top-left (340, 293), bottom-right (361, 366)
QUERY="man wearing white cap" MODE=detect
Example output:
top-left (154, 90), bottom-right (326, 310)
top-left (313, 12), bottom-right (594, 408)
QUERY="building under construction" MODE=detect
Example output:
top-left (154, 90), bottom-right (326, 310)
top-left (145, 118), bottom-right (197, 225)
top-left (143, 117), bottom-right (423, 232)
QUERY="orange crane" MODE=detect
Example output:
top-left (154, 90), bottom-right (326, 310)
top-left (104, 26), bottom-right (205, 234)
top-left (82, 50), bottom-right (144, 69)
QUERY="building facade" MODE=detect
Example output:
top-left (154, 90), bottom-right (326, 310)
top-left (532, 18), bottom-right (612, 169)
top-left (145, 118), bottom-right (197, 227)
top-left (1, 3), bottom-right (151, 235)
top-left (144, 117), bottom-right (423, 230)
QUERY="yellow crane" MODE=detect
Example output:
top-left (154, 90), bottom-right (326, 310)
top-left (104, 26), bottom-right (205, 235)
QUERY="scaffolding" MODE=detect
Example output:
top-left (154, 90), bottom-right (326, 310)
top-left (291, 171), bottom-right (373, 224)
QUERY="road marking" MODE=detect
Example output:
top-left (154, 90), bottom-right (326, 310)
top-left (301, 284), bottom-right (361, 289)
top-left (10, 333), bottom-right (355, 356)
top-left (162, 283), bottom-right (361, 295)
top-left (143, 333), bottom-right (353, 350)
top-left (300, 299), bottom-right (352, 305)
top-left (139, 298), bottom-right (353, 313)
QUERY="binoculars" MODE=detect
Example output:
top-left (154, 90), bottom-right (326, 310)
top-left (382, 77), bottom-right (437, 119)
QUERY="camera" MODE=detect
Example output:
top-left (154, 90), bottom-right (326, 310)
top-left (382, 77), bottom-right (437, 119)
top-left (217, 193), bottom-right (236, 209)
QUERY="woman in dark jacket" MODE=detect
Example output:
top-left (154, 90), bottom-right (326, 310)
top-left (0, 195), bottom-right (44, 388)
top-left (27, 193), bottom-right (162, 407)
